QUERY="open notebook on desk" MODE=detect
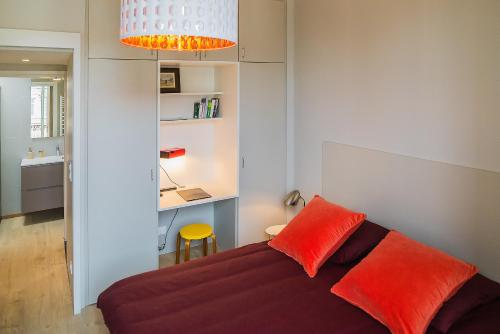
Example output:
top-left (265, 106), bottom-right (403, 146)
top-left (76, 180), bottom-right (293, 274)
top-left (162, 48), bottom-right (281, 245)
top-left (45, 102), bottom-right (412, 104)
top-left (177, 188), bottom-right (212, 202)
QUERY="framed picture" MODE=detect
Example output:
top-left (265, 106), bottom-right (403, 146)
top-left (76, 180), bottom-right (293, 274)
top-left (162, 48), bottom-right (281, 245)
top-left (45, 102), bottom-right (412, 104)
top-left (160, 67), bottom-right (181, 94)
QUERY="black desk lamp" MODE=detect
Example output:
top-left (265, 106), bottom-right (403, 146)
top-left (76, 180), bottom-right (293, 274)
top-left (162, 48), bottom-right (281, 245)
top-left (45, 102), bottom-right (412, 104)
top-left (284, 190), bottom-right (306, 208)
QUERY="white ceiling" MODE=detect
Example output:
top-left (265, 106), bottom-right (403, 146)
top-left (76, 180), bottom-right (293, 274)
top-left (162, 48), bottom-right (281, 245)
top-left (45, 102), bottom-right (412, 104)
top-left (0, 48), bottom-right (72, 65)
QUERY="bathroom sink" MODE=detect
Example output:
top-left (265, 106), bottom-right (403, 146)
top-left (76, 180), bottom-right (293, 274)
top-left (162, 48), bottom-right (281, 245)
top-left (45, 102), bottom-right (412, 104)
top-left (21, 155), bottom-right (64, 167)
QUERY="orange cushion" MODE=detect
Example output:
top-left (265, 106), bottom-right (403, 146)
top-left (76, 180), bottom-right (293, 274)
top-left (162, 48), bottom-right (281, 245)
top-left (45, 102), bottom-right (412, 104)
top-left (331, 231), bottom-right (478, 334)
top-left (268, 196), bottom-right (365, 278)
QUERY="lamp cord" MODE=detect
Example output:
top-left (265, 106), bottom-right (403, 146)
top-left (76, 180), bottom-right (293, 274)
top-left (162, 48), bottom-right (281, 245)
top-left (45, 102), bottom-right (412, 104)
top-left (159, 208), bottom-right (179, 251)
top-left (159, 163), bottom-right (184, 189)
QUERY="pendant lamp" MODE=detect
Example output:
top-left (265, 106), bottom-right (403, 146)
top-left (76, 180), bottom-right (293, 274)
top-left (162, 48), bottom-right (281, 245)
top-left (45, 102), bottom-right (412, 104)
top-left (120, 0), bottom-right (238, 51)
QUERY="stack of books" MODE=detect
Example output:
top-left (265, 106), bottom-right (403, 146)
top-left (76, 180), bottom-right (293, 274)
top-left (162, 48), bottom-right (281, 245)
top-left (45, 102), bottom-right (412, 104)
top-left (193, 97), bottom-right (220, 119)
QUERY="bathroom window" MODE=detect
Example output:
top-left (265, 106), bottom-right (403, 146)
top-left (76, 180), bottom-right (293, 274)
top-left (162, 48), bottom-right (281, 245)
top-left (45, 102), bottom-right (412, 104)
top-left (31, 84), bottom-right (51, 139)
top-left (31, 81), bottom-right (65, 139)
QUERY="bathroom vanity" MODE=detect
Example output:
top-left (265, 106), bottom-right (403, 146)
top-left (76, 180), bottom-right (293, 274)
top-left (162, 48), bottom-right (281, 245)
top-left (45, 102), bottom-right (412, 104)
top-left (21, 156), bottom-right (64, 214)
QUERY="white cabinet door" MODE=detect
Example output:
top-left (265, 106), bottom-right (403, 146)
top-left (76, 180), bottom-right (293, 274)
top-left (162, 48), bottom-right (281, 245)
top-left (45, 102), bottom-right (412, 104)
top-left (239, 0), bottom-right (285, 63)
top-left (88, 59), bottom-right (158, 302)
top-left (202, 47), bottom-right (239, 62)
top-left (239, 63), bottom-right (286, 246)
top-left (158, 50), bottom-right (201, 61)
top-left (160, 48), bottom-right (238, 62)
top-left (89, 0), bottom-right (156, 60)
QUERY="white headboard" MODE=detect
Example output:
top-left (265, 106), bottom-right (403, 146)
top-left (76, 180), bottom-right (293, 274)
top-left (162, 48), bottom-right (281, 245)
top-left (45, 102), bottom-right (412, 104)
top-left (322, 142), bottom-right (500, 281)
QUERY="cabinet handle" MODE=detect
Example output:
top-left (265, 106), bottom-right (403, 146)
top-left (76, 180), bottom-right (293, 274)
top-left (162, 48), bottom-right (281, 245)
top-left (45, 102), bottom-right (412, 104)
top-left (242, 156), bottom-right (245, 169)
top-left (241, 47), bottom-right (246, 59)
top-left (150, 169), bottom-right (155, 182)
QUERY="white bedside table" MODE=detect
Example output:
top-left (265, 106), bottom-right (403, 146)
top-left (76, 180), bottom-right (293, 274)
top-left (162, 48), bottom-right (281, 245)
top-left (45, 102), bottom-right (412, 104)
top-left (265, 224), bottom-right (287, 240)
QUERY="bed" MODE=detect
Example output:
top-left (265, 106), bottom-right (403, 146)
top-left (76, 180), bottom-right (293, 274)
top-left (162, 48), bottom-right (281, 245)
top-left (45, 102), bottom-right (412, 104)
top-left (98, 222), bottom-right (500, 334)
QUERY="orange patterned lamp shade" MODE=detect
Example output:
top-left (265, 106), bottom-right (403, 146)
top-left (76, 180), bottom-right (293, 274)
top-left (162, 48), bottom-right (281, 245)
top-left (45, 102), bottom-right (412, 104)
top-left (120, 0), bottom-right (238, 51)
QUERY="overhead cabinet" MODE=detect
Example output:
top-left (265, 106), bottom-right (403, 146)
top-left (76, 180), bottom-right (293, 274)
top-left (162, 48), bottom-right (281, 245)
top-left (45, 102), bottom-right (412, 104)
top-left (90, 0), bottom-right (239, 61)
top-left (89, 0), bottom-right (156, 59)
top-left (158, 48), bottom-right (238, 62)
top-left (239, 0), bottom-right (286, 63)
top-left (202, 48), bottom-right (239, 62)
top-left (158, 50), bottom-right (201, 62)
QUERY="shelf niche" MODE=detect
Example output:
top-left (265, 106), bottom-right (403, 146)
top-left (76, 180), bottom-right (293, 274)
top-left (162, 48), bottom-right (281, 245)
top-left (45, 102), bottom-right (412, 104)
top-left (158, 62), bottom-right (239, 212)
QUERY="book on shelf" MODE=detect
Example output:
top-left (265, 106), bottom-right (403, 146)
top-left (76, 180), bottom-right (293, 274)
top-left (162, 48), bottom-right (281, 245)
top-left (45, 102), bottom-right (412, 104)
top-left (193, 102), bottom-right (200, 119)
top-left (193, 97), bottom-right (220, 119)
top-left (212, 98), bottom-right (219, 118)
top-left (201, 98), bottom-right (207, 119)
top-left (207, 99), bottom-right (213, 118)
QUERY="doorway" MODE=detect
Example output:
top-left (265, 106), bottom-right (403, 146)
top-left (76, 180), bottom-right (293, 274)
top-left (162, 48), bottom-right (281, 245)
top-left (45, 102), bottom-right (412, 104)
top-left (0, 47), bottom-right (70, 294)
top-left (0, 29), bottom-right (83, 314)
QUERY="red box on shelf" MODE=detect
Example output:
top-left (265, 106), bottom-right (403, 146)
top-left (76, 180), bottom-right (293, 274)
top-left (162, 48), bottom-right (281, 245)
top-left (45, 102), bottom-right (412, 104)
top-left (160, 148), bottom-right (186, 159)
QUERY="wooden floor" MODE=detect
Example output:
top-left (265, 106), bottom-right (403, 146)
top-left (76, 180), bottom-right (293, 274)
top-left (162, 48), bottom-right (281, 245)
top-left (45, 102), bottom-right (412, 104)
top-left (0, 211), bottom-right (107, 333)
top-left (160, 243), bottom-right (204, 268)
top-left (0, 211), bottom-right (205, 333)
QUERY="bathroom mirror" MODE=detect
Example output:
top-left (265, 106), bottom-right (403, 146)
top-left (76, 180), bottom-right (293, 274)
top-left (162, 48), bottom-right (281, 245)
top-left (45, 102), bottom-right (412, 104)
top-left (30, 79), bottom-right (65, 139)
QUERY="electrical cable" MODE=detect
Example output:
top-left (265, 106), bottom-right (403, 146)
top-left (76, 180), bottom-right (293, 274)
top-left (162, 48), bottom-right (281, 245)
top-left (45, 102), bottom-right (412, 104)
top-left (159, 163), bottom-right (184, 189)
top-left (159, 208), bottom-right (179, 251)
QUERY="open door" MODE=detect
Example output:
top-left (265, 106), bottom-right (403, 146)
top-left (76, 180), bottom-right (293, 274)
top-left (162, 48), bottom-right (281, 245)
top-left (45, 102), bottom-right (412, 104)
top-left (64, 56), bottom-right (74, 292)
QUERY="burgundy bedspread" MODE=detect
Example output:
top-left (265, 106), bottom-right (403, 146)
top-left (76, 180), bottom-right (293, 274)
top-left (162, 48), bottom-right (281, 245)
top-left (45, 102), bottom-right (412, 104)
top-left (98, 242), bottom-right (500, 334)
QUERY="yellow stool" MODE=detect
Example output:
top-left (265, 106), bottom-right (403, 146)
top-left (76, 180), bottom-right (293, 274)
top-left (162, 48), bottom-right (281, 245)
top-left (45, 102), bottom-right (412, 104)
top-left (176, 224), bottom-right (217, 264)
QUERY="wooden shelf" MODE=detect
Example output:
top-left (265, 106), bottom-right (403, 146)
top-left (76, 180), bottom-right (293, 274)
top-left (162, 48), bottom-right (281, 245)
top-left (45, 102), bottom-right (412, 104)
top-left (160, 118), bottom-right (222, 124)
top-left (161, 92), bottom-right (224, 96)
top-left (159, 184), bottom-right (238, 211)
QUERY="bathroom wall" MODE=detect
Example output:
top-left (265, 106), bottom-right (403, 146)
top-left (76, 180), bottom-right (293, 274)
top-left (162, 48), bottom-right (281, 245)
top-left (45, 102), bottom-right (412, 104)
top-left (0, 77), bottom-right (64, 216)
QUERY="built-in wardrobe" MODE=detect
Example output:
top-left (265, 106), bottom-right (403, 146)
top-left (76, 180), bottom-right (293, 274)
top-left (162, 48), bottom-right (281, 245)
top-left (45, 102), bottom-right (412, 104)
top-left (86, 0), bottom-right (287, 303)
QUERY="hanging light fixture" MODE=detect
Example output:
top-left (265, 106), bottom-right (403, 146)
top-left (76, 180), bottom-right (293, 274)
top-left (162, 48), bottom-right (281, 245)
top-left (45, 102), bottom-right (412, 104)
top-left (120, 0), bottom-right (238, 51)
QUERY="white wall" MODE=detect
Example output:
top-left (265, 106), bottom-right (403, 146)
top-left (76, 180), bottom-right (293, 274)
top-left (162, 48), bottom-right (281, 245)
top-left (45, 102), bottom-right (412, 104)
top-left (294, 0), bottom-right (500, 199)
top-left (293, 0), bottom-right (500, 273)
top-left (286, 0), bottom-right (295, 190)
top-left (0, 77), bottom-right (64, 216)
top-left (0, 0), bottom-right (86, 33)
